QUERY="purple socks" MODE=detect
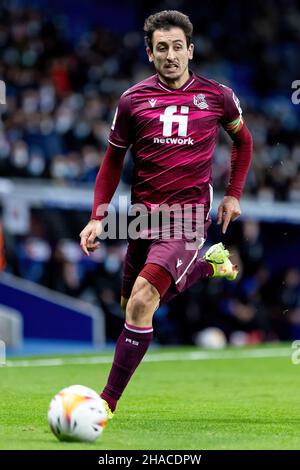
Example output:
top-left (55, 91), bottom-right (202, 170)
top-left (101, 322), bottom-right (153, 412)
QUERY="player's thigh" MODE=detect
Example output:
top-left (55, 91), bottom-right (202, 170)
top-left (121, 238), bottom-right (150, 299)
top-left (145, 238), bottom-right (200, 293)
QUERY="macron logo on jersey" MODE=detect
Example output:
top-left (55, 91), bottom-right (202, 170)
top-left (176, 258), bottom-right (183, 268)
top-left (148, 98), bottom-right (157, 108)
top-left (154, 105), bottom-right (194, 146)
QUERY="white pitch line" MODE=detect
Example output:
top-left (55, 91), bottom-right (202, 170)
top-left (3, 348), bottom-right (292, 368)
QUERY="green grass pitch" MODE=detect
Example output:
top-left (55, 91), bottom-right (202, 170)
top-left (0, 345), bottom-right (299, 450)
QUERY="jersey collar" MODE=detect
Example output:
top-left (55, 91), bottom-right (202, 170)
top-left (156, 71), bottom-right (195, 93)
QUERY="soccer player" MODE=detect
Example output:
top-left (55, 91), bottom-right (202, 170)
top-left (79, 10), bottom-right (253, 417)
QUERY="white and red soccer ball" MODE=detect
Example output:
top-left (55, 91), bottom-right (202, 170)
top-left (48, 385), bottom-right (108, 442)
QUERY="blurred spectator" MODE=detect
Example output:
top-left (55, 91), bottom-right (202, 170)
top-left (271, 268), bottom-right (300, 340)
top-left (17, 236), bottom-right (51, 284)
top-left (239, 220), bottom-right (264, 276)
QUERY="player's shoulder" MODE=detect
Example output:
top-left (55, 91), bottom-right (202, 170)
top-left (120, 75), bottom-right (157, 99)
top-left (192, 72), bottom-right (234, 97)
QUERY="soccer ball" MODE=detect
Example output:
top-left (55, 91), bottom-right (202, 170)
top-left (194, 327), bottom-right (227, 349)
top-left (48, 384), bottom-right (108, 442)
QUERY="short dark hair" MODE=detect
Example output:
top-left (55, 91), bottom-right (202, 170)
top-left (144, 10), bottom-right (193, 51)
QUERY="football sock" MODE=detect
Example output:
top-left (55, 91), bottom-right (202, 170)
top-left (101, 322), bottom-right (153, 412)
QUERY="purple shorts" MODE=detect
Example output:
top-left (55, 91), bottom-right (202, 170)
top-left (121, 216), bottom-right (211, 299)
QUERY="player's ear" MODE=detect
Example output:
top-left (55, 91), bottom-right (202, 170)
top-left (146, 47), bottom-right (153, 62)
top-left (188, 43), bottom-right (194, 60)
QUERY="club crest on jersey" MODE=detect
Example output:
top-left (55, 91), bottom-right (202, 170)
top-left (193, 93), bottom-right (209, 110)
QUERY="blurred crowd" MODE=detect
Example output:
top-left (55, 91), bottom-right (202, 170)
top-left (0, 1), bottom-right (299, 200)
top-left (5, 213), bottom-right (300, 344)
top-left (1, 0), bottom-right (300, 344)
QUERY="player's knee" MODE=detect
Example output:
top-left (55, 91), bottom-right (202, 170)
top-left (126, 293), bottom-right (148, 319)
top-left (131, 278), bottom-right (159, 303)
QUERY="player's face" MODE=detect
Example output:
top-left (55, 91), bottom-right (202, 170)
top-left (147, 27), bottom-right (194, 88)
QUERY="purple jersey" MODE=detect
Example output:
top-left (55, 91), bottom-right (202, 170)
top-left (109, 72), bottom-right (243, 208)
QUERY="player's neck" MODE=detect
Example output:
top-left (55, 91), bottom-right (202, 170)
top-left (157, 69), bottom-right (191, 89)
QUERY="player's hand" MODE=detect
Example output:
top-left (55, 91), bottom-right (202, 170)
top-left (79, 219), bottom-right (102, 256)
top-left (217, 196), bottom-right (241, 234)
